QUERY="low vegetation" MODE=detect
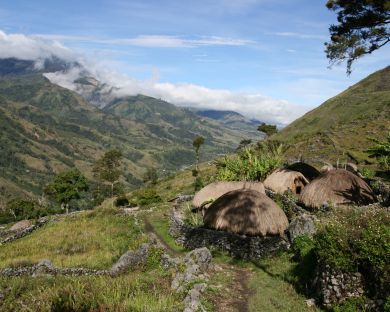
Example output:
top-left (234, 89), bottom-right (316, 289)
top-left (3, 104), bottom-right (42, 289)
top-left (0, 209), bottom-right (146, 269)
top-left (215, 142), bottom-right (284, 182)
top-left (314, 208), bottom-right (390, 299)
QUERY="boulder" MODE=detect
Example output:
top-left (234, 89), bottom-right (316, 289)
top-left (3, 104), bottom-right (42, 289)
top-left (288, 214), bottom-right (316, 242)
top-left (110, 243), bottom-right (149, 275)
top-left (9, 220), bottom-right (32, 232)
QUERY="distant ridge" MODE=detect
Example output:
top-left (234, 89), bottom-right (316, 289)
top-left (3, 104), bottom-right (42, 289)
top-left (273, 66), bottom-right (390, 165)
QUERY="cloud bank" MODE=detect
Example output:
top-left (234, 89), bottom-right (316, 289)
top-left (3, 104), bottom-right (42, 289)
top-left (0, 30), bottom-right (308, 126)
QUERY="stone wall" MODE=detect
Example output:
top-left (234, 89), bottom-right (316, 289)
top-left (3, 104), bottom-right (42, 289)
top-left (0, 217), bottom-right (50, 244)
top-left (315, 264), bottom-right (364, 306)
top-left (169, 208), bottom-right (289, 260)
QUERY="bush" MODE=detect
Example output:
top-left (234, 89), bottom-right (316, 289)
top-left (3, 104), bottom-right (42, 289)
top-left (215, 142), bottom-right (284, 182)
top-left (115, 196), bottom-right (129, 207)
top-left (128, 188), bottom-right (162, 207)
top-left (193, 176), bottom-right (204, 192)
top-left (332, 297), bottom-right (368, 312)
top-left (314, 208), bottom-right (390, 298)
top-left (0, 199), bottom-right (60, 224)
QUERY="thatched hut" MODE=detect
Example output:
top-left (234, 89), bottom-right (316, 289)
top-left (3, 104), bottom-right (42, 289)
top-left (286, 162), bottom-right (320, 181)
top-left (203, 189), bottom-right (289, 236)
top-left (192, 181), bottom-right (265, 210)
top-left (300, 169), bottom-right (376, 210)
top-left (264, 169), bottom-right (309, 195)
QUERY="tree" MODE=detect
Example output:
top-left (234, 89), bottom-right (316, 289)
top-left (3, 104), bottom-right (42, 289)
top-left (325, 0), bottom-right (390, 74)
top-left (192, 136), bottom-right (205, 173)
top-left (44, 169), bottom-right (88, 214)
top-left (93, 149), bottom-right (123, 201)
top-left (257, 123), bottom-right (278, 137)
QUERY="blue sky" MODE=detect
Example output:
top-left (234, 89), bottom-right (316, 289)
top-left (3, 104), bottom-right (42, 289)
top-left (0, 0), bottom-right (389, 125)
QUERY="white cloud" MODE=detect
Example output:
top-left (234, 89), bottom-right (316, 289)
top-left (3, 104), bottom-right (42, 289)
top-left (269, 31), bottom-right (326, 40)
top-left (37, 34), bottom-right (254, 48)
top-left (0, 30), bottom-right (78, 62)
top-left (0, 30), bottom-right (308, 126)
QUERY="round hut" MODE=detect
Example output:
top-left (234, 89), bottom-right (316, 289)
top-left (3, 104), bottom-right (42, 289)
top-left (286, 162), bottom-right (320, 182)
top-left (203, 189), bottom-right (289, 236)
top-left (264, 169), bottom-right (309, 195)
top-left (300, 169), bottom-right (376, 210)
top-left (192, 181), bottom-right (265, 210)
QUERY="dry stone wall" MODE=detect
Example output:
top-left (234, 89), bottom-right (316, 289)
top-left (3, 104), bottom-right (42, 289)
top-left (169, 208), bottom-right (289, 259)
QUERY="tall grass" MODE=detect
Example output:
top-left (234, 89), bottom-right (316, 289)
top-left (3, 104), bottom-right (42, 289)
top-left (0, 271), bottom-right (181, 312)
top-left (215, 142), bottom-right (284, 181)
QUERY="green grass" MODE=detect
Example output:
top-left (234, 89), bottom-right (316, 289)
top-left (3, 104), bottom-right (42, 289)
top-left (0, 270), bottom-right (182, 312)
top-left (0, 209), bottom-right (147, 269)
top-left (147, 211), bottom-right (186, 254)
top-left (249, 253), bottom-right (321, 312)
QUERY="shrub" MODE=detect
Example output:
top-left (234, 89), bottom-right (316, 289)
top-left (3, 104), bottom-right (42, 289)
top-left (0, 199), bottom-right (60, 224)
top-left (215, 142), bottom-right (284, 182)
top-left (129, 188), bottom-right (162, 207)
top-left (332, 297), bottom-right (368, 312)
top-left (314, 208), bottom-right (390, 298)
top-left (115, 196), bottom-right (129, 207)
top-left (193, 176), bottom-right (204, 192)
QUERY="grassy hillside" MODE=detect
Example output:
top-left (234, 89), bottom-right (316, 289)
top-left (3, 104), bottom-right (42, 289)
top-left (0, 74), bottom-right (249, 203)
top-left (273, 66), bottom-right (390, 165)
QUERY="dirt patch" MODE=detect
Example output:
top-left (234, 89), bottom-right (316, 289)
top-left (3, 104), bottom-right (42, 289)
top-left (211, 265), bottom-right (253, 312)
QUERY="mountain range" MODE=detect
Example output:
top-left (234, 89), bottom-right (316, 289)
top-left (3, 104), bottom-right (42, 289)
top-left (0, 57), bottom-right (260, 202)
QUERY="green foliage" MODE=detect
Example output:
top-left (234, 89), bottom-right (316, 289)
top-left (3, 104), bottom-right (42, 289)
top-left (236, 139), bottom-right (252, 151)
top-left (293, 235), bottom-right (316, 259)
top-left (325, 0), bottom-right (390, 74)
top-left (332, 297), bottom-right (368, 312)
top-left (360, 167), bottom-right (376, 178)
top-left (215, 142), bottom-right (284, 181)
top-left (129, 188), bottom-right (162, 207)
top-left (44, 169), bottom-right (88, 209)
top-left (0, 198), bottom-right (60, 224)
top-left (290, 235), bottom-right (318, 295)
top-left (193, 176), bottom-right (204, 192)
top-left (93, 149), bottom-right (123, 184)
top-left (367, 131), bottom-right (390, 171)
top-left (257, 123), bottom-right (278, 136)
top-left (385, 296), bottom-right (390, 312)
top-left (192, 136), bottom-right (205, 151)
top-left (314, 208), bottom-right (390, 297)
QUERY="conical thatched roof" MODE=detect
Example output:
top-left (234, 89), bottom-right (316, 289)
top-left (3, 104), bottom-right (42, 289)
top-left (203, 189), bottom-right (289, 236)
top-left (264, 169), bottom-right (309, 195)
top-left (192, 181), bottom-right (265, 209)
top-left (300, 169), bottom-right (376, 210)
top-left (286, 162), bottom-right (320, 181)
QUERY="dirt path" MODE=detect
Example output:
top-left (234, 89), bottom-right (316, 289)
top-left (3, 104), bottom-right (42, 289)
top-left (143, 215), bottom-right (253, 312)
top-left (143, 216), bottom-right (181, 256)
top-left (211, 265), bottom-right (253, 312)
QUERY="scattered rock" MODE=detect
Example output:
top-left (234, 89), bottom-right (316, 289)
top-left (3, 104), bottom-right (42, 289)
top-left (305, 298), bottom-right (316, 307)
